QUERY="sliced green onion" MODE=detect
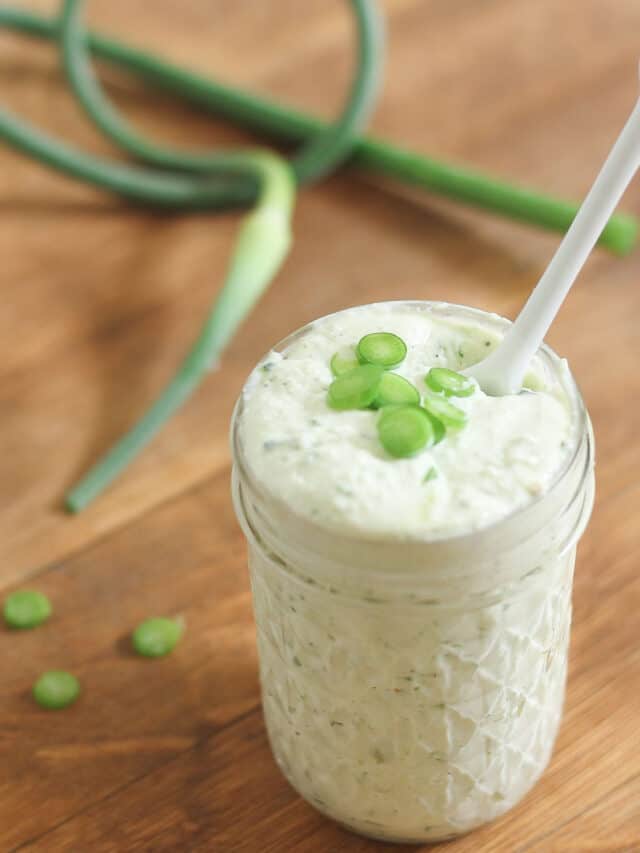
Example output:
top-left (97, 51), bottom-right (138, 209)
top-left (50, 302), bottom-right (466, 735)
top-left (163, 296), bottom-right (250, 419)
top-left (1, 8), bottom-right (638, 255)
top-left (357, 332), bottom-right (407, 368)
top-left (33, 671), bottom-right (80, 710)
top-left (422, 392), bottom-right (468, 429)
top-left (330, 347), bottom-right (360, 377)
top-left (3, 589), bottom-right (51, 629)
top-left (132, 617), bottom-right (183, 658)
top-left (372, 372), bottom-right (420, 408)
top-left (426, 367), bottom-right (475, 397)
top-left (327, 364), bottom-right (383, 411)
top-left (377, 405), bottom-right (435, 458)
top-left (422, 409), bottom-right (446, 444)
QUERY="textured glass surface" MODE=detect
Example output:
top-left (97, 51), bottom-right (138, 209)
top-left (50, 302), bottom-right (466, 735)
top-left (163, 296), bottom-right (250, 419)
top-left (248, 542), bottom-right (575, 843)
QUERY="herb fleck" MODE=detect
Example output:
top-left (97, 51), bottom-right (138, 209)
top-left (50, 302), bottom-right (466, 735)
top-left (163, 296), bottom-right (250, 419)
top-left (263, 437), bottom-right (302, 453)
top-left (423, 466), bottom-right (438, 483)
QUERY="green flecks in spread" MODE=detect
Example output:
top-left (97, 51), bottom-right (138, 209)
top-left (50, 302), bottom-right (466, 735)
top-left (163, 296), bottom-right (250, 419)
top-left (372, 747), bottom-right (385, 764)
top-left (293, 655), bottom-right (302, 666)
top-left (423, 466), bottom-right (438, 483)
top-left (263, 438), bottom-right (300, 452)
top-left (336, 484), bottom-right (354, 497)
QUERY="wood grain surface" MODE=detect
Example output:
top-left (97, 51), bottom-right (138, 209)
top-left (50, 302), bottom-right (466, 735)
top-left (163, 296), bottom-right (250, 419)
top-left (1, 1), bottom-right (640, 850)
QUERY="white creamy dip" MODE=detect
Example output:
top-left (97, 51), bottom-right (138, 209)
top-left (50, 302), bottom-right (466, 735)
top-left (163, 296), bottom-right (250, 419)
top-left (232, 302), bottom-right (594, 843)
top-left (239, 302), bottom-right (576, 539)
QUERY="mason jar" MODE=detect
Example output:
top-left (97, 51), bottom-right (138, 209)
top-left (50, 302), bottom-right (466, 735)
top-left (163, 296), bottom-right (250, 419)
top-left (231, 302), bottom-right (595, 844)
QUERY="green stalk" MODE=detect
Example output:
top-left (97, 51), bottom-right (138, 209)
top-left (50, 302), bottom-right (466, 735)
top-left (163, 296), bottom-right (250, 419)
top-left (0, 6), bottom-right (636, 253)
top-left (66, 153), bottom-right (294, 512)
top-left (58, 0), bottom-right (377, 511)
top-left (0, 106), bottom-right (256, 207)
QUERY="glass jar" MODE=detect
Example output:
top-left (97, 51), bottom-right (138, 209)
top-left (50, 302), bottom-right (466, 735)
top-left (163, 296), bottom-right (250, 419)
top-left (231, 303), bottom-right (595, 844)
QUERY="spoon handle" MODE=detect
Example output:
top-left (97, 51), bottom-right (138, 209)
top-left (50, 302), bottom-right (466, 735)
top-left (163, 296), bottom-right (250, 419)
top-left (498, 97), bottom-right (640, 391)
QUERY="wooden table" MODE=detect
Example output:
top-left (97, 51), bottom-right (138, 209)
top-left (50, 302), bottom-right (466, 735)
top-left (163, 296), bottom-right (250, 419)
top-left (2, 2), bottom-right (639, 850)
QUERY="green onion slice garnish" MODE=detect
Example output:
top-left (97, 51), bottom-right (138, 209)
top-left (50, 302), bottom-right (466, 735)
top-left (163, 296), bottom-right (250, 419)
top-left (377, 405), bottom-right (436, 458)
top-left (33, 671), bottom-right (80, 710)
top-left (422, 392), bottom-right (468, 428)
top-left (330, 347), bottom-right (360, 377)
top-left (3, 589), bottom-right (52, 630)
top-left (327, 364), bottom-right (384, 410)
top-left (422, 408), bottom-right (446, 443)
top-left (132, 617), bottom-right (183, 658)
top-left (357, 332), bottom-right (407, 368)
top-left (425, 367), bottom-right (475, 397)
top-left (371, 372), bottom-right (420, 409)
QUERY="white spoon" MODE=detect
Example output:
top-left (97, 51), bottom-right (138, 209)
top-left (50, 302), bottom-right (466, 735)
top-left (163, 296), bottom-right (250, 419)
top-left (466, 93), bottom-right (640, 396)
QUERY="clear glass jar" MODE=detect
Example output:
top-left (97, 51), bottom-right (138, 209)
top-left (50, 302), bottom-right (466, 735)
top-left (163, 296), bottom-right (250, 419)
top-left (231, 303), bottom-right (595, 844)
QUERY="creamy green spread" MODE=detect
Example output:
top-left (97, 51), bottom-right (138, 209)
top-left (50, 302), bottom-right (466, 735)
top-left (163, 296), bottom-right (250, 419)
top-left (239, 302), bottom-right (576, 539)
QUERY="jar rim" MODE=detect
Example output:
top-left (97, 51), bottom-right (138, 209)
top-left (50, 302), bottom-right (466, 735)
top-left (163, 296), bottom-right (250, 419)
top-left (231, 299), bottom-right (590, 556)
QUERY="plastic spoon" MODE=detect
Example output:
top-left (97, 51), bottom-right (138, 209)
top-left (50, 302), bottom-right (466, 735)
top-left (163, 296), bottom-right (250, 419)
top-left (466, 94), bottom-right (640, 396)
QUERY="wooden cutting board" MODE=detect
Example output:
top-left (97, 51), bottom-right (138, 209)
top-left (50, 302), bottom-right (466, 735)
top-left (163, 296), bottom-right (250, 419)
top-left (1, 1), bottom-right (639, 850)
